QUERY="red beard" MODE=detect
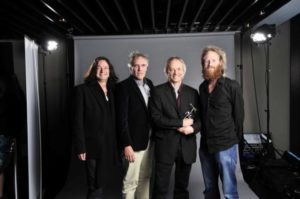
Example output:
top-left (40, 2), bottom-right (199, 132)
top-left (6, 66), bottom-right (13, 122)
top-left (202, 65), bottom-right (222, 80)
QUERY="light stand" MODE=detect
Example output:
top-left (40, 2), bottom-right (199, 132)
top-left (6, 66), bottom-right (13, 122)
top-left (250, 24), bottom-right (276, 158)
top-left (38, 48), bottom-right (50, 133)
top-left (263, 41), bottom-right (275, 158)
top-left (237, 31), bottom-right (244, 93)
top-left (38, 40), bottom-right (58, 134)
top-left (265, 41), bottom-right (271, 143)
top-left (265, 41), bottom-right (271, 138)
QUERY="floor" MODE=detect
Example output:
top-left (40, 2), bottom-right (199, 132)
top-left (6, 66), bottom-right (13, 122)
top-left (241, 156), bottom-right (300, 199)
top-left (51, 139), bottom-right (300, 199)
top-left (55, 155), bottom-right (122, 199)
top-left (55, 154), bottom-right (258, 199)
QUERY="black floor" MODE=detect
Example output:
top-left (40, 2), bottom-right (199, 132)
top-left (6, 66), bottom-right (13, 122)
top-left (54, 154), bottom-right (123, 199)
top-left (56, 152), bottom-right (257, 199)
top-left (241, 156), bottom-right (300, 199)
top-left (54, 144), bottom-right (300, 199)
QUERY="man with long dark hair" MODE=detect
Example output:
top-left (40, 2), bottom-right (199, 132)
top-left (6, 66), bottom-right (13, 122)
top-left (73, 57), bottom-right (119, 199)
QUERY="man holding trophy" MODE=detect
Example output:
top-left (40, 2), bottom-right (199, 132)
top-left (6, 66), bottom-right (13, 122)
top-left (149, 57), bottom-right (201, 199)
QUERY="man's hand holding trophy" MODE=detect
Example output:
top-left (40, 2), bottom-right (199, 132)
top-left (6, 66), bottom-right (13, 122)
top-left (178, 104), bottom-right (197, 135)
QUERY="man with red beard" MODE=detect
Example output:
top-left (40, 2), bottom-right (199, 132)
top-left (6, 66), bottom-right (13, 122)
top-left (198, 46), bottom-right (244, 199)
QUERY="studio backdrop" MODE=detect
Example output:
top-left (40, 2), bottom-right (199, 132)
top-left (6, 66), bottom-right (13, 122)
top-left (74, 32), bottom-right (236, 87)
top-left (73, 32), bottom-right (238, 198)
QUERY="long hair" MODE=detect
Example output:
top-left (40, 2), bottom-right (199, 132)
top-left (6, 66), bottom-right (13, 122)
top-left (84, 57), bottom-right (118, 86)
top-left (201, 45), bottom-right (226, 75)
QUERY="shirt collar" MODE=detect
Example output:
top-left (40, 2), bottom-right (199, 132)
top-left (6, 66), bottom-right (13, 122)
top-left (217, 76), bottom-right (225, 85)
top-left (135, 79), bottom-right (144, 86)
top-left (168, 81), bottom-right (182, 93)
top-left (131, 75), bottom-right (147, 86)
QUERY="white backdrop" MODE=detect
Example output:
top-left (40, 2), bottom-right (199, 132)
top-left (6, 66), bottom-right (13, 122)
top-left (24, 36), bottom-right (42, 199)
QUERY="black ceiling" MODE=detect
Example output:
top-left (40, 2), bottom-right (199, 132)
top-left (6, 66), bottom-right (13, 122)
top-left (0, 0), bottom-right (290, 43)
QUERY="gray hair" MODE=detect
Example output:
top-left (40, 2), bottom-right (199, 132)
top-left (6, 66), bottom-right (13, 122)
top-left (127, 50), bottom-right (149, 68)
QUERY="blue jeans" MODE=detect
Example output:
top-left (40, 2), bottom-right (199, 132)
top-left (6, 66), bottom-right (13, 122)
top-left (199, 144), bottom-right (238, 199)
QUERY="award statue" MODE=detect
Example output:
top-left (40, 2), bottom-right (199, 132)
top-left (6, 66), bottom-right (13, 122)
top-left (184, 103), bottom-right (197, 119)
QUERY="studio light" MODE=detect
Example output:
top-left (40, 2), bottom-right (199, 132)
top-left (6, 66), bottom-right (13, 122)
top-left (47, 40), bottom-right (58, 51)
top-left (250, 24), bottom-right (276, 44)
top-left (250, 24), bottom-right (277, 158)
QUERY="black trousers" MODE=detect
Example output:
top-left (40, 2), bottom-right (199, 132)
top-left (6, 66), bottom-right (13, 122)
top-left (152, 146), bottom-right (192, 199)
top-left (85, 159), bottom-right (103, 199)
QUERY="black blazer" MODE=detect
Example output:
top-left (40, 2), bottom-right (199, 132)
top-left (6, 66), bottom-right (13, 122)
top-left (116, 76), bottom-right (154, 151)
top-left (149, 82), bottom-right (200, 164)
top-left (73, 80), bottom-right (117, 160)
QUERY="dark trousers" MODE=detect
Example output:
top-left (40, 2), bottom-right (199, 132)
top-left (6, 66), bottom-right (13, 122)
top-left (153, 147), bottom-right (192, 199)
top-left (85, 159), bottom-right (103, 199)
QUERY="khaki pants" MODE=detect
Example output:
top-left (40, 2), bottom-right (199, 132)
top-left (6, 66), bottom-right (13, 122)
top-left (122, 143), bottom-right (153, 199)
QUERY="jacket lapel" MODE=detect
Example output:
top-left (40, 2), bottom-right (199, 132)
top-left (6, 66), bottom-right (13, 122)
top-left (165, 82), bottom-right (179, 115)
top-left (88, 81), bottom-right (105, 108)
top-left (179, 85), bottom-right (188, 118)
top-left (166, 83), bottom-right (190, 119)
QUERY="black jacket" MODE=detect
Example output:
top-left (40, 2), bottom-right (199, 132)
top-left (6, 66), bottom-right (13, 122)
top-left (149, 82), bottom-right (200, 164)
top-left (73, 80), bottom-right (118, 161)
top-left (116, 76), bottom-right (154, 151)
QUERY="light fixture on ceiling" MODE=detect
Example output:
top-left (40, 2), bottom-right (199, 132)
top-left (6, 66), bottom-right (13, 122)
top-left (59, 18), bottom-right (67, 23)
top-left (259, 10), bottom-right (265, 16)
top-left (46, 40), bottom-right (58, 51)
top-left (250, 24), bottom-right (276, 44)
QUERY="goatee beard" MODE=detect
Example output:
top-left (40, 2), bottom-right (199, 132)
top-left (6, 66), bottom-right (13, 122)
top-left (202, 66), bottom-right (222, 81)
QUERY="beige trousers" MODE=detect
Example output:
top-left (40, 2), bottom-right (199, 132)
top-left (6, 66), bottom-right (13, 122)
top-left (122, 143), bottom-right (153, 199)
